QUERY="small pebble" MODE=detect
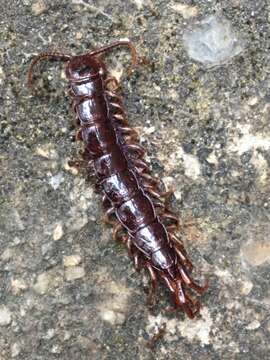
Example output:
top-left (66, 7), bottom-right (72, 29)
top-left (65, 266), bottom-right (85, 281)
top-left (247, 96), bottom-right (258, 106)
top-left (2, 208), bottom-right (25, 231)
top-left (207, 152), bottom-right (218, 165)
top-left (63, 255), bottom-right (82, 267)
top-left (142, 126), bottom-right (155, 135)
top-left (32, 1), bottom-right (47, 15)
top-left (170, 3), bottom-right (198, 18)
top-left (1, 248), bottom-right (15, 261)
top-left (67, 214), bottom-right (88, 232)
top-left (44, 328), bottom-right (55, 339)
top-left (13, 237), bottom-right (21, 245)
top-left (183, 153), bottom-right (201, 180)
top-left (33, 271), bottom-right (63, 294)
top-left (49, 173), bottom-right (64, 190)
top-left (11, 278), bottom-right (27, 295)
top-left (76, 31), bottom-right (83, 40)
top-left (246, 320), bottom-right (261, 330)
top-left (33, 272), bottom-right (52, 294)
top-left (0, 306), bottom-right (12, 326)
top-left (51, 344), bottom-right (62, 354)
top-left (100, 309), bottom-right (125, 325)
top-left (35, 145), bottom-right (58, 159)
top-left (240, 280), bottom-right (253, 295)
top-left (176, 148), bottom-right (201, 180)
top-left (132, 0), bottom-right (144, 10)
top-left (53, 223), bottom-right (64, 241)
top-left (11, 342), bottom-right (21, 358)
top-left (63, 160), bottom-right (79, 175)
top-left (63, 330), bottom-right (72, 341)
top-left (101, 309), bottom-right (117, 324)
top-left (242, 240), bottom-right (270, 267)
top-left (0, 66), bottom-right (5, 84)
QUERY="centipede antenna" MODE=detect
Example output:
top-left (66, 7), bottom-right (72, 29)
top-left (87, 40), bottom-right (139, 75)
top-left (27, 52), bottom-right (71, 89)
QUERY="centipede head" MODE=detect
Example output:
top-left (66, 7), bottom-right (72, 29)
top-left (65, 54), bottom-right (106, 82)
top-left (27, 40), bottom-right (140, 90)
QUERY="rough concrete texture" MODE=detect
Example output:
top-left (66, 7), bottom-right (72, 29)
top-left (1, 1), bottom-right (270, 359)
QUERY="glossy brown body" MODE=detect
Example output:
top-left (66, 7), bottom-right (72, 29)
top-left (66, 54), bottom-right (176, 275)
top-left (28, 41), bottom-right (207, 318)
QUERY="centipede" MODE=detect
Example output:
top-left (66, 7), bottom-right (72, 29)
top-left (27, 40), bottom-right (208, 319)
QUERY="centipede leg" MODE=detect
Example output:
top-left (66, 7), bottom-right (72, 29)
top-left (125, 144), bottom-right (146, 159)
top-left (69, 157), bottom-right (93, 180)
top-left (168, 233), bottom-right (193, 271)
top-left (179, 268), bottom-right (208, 294)
top-left (123, 236), bottom-right (134, 256)
top-left (185, 293), bottom-right (201, 317)
top-left (160, 210), bottom-right (180, 228)
top-left (102, 195), bottom-right (111, 209)
top-left (175, 280), bottom-right (195, 319)
top-left (68, 148), bottom-right (94, 179)
top-left (133, 251), bottom-right (140, 270)
top-left (159, 274), bottom-right (194, 318)
top-left (159, 265), bottom-right (205, 318)
top-left (145, 263), bottom-right (158, 308)
top-left (145, 187), bottom-right (164, 200)
top-left (75, 128), bottom-right (83, 141)
top-left (131, 256), bottom-right (158, 308)
top-left (112, 223), bottom-right (123, 241)
top-left (103, 207), bottom-right (116, 226)
top-left (111, 224), bottom-right (135, 258)
top-left (166, 223), bottom-right (179, 233)
top-left (119, 127), bottom-right (140, 143)
top-left (105, 76), bottom-right (121, 92)
top-left (133, 159), bottom-right (150, 174)
top-left (148, 323), bottom-right (166, 349)
top-left (162, 190), bottom-right (174, 207)
top-left (175, 248), bottom-right (193, 272)
top-left (140, 172), bottom-right (158, 186)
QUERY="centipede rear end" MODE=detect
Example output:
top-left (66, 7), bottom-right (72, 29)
top-left (27, 40), bottom-right (208, 319)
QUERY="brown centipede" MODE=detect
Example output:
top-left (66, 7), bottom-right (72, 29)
top-left (27, 40), bottom-right (208, 319)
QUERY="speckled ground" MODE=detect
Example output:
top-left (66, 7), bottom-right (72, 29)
top-left (1, 1), bottom-right (270, 359)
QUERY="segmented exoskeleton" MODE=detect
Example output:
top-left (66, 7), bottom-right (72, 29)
top-left (28, 40), bottom-right (207, 318)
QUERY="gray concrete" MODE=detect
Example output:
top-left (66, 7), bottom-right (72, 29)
top-left (1, 0), bottom-right (270, 359)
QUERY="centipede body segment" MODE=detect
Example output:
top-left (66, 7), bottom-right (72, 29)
top-left (28, 40), bottom-right (208, 319)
